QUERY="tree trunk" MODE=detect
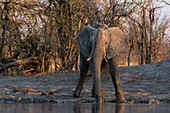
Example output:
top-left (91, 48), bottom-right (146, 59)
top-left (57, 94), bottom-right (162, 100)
top-left (128, 34), bottom-right (134, 66)
top-left (140, 6), bottom-right (146, 65)
top-left (143, 5), bottom-right (149, 64)
top-left (0, 2), bottom-right (9, 62)
top-left (145, 24), bottom-right (149, 64)
top-left (0, 25), bottom-right (6, 61)
top-left (137, 41), bottom-right (141, 65)
top-left (149, 8), bottom-right (155, 63)
top-left (140, 30), bottom-right (144, 64)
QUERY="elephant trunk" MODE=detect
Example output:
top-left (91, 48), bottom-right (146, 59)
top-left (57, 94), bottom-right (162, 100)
top-left (103, 48), bottom-right (108, 62)
top-left (87, 49), bottom-right (107, 62)
top-left (87, 46), bottom-right (106, 62)
top-left (91, 56), bottom-right (103, 103)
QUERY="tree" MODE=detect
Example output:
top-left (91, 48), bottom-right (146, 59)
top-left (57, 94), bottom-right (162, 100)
top-left (0, 0), bottom-right (169, 75)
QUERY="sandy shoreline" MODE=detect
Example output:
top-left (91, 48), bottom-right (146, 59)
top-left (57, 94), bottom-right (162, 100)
top-left (0, 58), bottom-right (170, 104)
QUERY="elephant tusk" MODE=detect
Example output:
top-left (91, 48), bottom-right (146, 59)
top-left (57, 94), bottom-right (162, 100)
top-left (86, 57), bottom-right (91, 61)
top-left (104, 57), bottom-right (108, 62)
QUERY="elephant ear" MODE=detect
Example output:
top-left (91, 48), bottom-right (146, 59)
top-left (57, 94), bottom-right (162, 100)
top-left (106, 27), bottom-right (128, 59)
top-left (77, 26), bottom-right (95, 59)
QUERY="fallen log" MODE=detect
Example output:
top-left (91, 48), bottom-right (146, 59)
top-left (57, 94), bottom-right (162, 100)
top-left (21, 68), bottom-right (35, 73)
top-left (0, 57), bottom-right (39, 72)
top-left (1, 51), bottom-right (20, 64)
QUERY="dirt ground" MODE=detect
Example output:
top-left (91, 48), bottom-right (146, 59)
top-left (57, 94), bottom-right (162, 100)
top-left (0, 58), bottom-right (170, 104)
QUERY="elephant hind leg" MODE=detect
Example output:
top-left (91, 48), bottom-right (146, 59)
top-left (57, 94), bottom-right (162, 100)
top-left (73, 56), bottom-right (89, 97)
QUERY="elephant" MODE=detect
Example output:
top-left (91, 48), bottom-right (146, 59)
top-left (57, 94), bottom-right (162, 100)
top-left (73, 23), bottom-right (127, 103)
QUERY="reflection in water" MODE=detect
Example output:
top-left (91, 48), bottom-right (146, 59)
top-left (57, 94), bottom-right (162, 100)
top-left (91, 104), bottom-right (103, 113)
top-left (115, 104), bottom-right (125, 113)
top-left (74, 103), bottom-right (124, 113)
top-left (0, 103), bottom-right (170, 113)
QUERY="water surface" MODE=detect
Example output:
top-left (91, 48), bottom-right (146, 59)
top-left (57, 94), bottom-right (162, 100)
top-left (0, 103), bottom-right (169, 113)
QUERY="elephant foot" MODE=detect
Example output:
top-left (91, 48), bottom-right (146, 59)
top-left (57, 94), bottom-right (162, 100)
top-left (73, 90), bottom-right (81, 98)
top-left (116, 97), bottom-right (127, 103)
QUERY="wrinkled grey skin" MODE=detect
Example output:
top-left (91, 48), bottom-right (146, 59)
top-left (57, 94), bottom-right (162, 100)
top-left (73, 23), bottom-right (127, 103)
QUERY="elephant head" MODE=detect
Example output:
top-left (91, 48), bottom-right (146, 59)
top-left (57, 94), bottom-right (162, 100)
top-left (74, 23), bottom-right (127, 103)
top-left (77, 23), bottom-right (127, 62)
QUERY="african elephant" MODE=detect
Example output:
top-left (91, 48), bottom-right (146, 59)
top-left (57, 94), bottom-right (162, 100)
top-left (73, 23), bottom-right (127, 103)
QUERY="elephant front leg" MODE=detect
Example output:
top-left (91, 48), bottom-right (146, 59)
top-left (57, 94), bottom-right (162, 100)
top-left (108, 58), bottom-right (126, 103)
top-left (73, 57), bottom-right (89, 97)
